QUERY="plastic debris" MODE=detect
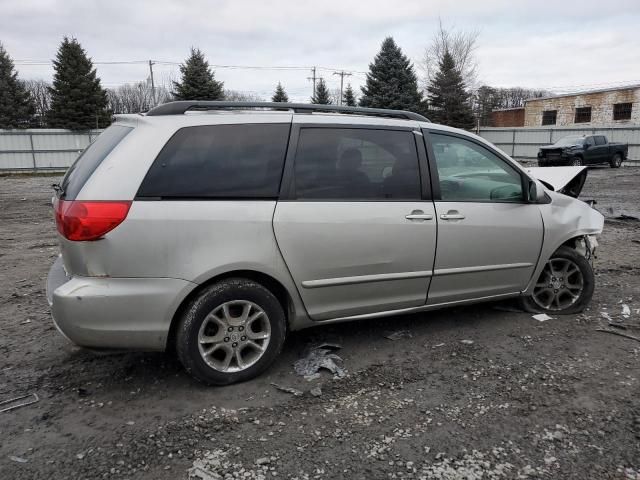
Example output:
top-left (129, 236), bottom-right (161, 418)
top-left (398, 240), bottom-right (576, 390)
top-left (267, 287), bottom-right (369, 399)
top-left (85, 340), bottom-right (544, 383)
top-left (293, 343), bottom-right (346, 378)
top-left (601, 311), bottom-right (614, 322)
top-left (532, 313), bottom-right (553, 322)
top-left (9, 455), bottom-right (28, 463)
top-left (460, 340), bottom-right (474, 345)
top-left (622, 304), bottom-right (631, 318)
top-left (432, 343), bottom-right (445, 348)
top-left (385, 330), bottom-right (413, 341)
top-left (0, 393), bottom-right (39, 413)
top-left (271, 383), bottom-right (303, 396)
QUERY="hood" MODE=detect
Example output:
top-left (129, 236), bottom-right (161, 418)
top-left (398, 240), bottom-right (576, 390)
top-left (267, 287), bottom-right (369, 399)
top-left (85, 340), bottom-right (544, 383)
top-left (526, 166), bottom-right (588, 198)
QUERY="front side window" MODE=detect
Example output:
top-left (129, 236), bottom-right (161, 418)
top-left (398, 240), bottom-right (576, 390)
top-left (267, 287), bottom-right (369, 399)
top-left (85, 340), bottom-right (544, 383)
top-left (294, 128), bottom-right (421, 200)
top-left (594, 136), bottom-right (607, 146)
top-left (137, 124), bottom-right (290, 198)
top-left (429, 133), bottom-right (523, 202)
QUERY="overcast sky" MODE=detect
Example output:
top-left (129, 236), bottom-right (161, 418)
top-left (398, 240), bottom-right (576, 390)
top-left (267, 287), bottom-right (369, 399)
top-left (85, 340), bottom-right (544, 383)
top-left (2, 0), bottom-right (639, 102)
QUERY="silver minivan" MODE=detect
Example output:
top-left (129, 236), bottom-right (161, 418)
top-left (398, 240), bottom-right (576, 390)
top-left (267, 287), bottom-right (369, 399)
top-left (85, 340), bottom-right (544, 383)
top-left (47, 102), bottom-right (604, 385)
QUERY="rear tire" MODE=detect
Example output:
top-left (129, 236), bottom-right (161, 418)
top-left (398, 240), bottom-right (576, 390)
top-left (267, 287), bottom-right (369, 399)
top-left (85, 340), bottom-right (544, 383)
top-left (176, 278), bottom-right (287, 385)
top-left (520, 246), bottom-right (594, 314)
top-left (610, 153), bottom-right (622, 168)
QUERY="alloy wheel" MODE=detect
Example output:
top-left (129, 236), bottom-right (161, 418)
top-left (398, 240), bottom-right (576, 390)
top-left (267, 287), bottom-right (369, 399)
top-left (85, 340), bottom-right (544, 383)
top-left (532, 258), bottom-right (584, 311)
top-left (197, 300), bottom-right (271, 372)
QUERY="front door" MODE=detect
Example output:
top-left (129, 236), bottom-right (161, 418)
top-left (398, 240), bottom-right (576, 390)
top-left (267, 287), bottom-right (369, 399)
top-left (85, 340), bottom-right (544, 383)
top-left (424, 131), bottom-right (544, 305)
top-left (274, 125), bottom-right (437, 320)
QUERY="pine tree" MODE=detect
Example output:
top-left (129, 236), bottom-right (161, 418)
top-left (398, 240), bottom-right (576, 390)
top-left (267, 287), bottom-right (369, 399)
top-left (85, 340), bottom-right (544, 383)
top-left (311, 78), bottom-right (331, 105)
top-left (47, 37), bottom-right (110, 130)
top-left (172, 48), bottom-right (224, 101)
top-left (272, 82), bottom-right (289, 102)
top-left (343, 84), bottom-right (356, 106)
top-left (0, 43), bottom-right (35, 128)
top-left (427, 50), bottom-right (475, 129)
top-left (359, 37), bottom-right (422, 111)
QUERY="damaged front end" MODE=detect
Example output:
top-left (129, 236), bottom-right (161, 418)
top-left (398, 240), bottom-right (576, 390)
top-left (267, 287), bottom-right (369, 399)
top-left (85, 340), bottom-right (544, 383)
top-left (526, 166), bottom-right (588, 199)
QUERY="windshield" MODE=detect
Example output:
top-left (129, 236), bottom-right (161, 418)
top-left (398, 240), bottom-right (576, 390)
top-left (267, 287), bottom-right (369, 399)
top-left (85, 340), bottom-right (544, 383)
top-left (553, 136), bottom-right (584, 147)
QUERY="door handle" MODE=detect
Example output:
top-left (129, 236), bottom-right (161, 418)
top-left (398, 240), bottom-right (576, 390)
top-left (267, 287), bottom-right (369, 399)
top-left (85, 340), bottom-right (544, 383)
top-left (405, 210), bottom-right (433, 221)
top-left (440, 212), bottom-right (465, 220)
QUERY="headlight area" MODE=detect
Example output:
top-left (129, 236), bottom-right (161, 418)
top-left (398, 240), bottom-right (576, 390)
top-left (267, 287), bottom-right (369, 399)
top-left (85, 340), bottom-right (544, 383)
top-left (575, 235), bottom-right (599, 261)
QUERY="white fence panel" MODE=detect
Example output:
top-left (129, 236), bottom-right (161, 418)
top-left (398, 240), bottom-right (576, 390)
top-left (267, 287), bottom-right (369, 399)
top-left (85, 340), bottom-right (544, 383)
top-left (0, 129), bottom-right (102, 170)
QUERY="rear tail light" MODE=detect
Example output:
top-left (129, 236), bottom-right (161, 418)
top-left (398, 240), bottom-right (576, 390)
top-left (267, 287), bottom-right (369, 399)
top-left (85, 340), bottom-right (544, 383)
top-left (54, 199), bottom-right (131, 241)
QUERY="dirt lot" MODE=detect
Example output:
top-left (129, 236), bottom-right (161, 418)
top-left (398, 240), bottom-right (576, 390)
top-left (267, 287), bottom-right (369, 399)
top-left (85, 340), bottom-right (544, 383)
top-left (1, 168), bottom-right (639, 480)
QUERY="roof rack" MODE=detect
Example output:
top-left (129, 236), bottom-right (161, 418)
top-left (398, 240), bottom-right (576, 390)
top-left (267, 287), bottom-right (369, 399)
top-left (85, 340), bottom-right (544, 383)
top-left (145, 101), bottom-right (429, 122)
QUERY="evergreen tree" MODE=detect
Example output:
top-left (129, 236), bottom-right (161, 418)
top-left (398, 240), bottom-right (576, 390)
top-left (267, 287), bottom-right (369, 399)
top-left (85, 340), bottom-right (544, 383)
top-left (0, 44), bottom-right (35, 129)
top-left (343, 84), bottom-right (356, 106)
top-left (427, 50), bottom-right (475, 129)
top-left (311, 78), bottom-right (331, 105)
top-left (359, 37), bottom-right (422, 111)
top-left (47, 37), bottom-right (110, 130)
top-left (172, 48), bottom-right (224, 101)
top-left (272, 82), bottom-right (289, 102)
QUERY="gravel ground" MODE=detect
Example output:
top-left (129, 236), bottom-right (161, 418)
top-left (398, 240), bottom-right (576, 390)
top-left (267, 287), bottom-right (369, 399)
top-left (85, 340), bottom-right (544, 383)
top-left (0, 168), bottom-right (639, 480)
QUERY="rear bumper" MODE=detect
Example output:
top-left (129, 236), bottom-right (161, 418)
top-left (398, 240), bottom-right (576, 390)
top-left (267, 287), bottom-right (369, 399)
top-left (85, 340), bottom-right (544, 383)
top-left (47, 256), bottom-right (195, 351)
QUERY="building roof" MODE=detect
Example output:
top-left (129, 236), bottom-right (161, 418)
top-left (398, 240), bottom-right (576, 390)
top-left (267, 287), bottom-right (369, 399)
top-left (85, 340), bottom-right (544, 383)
top-left (525, 83), bottom-right (640, 103)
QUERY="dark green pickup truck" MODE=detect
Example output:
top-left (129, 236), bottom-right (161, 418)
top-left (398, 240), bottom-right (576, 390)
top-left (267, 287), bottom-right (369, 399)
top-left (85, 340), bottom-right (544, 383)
top-left (537, 135), bottom-right (628, 168)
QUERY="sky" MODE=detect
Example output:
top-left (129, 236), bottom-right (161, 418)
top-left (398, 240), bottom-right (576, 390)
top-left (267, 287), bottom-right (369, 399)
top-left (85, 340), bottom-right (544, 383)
top-left (1, 0), bottom-right (640, 102)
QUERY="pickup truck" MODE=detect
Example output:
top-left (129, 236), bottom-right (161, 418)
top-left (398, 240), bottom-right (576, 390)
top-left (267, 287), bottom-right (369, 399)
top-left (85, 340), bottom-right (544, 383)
top-left (537, 135), bottom-right (628, 168)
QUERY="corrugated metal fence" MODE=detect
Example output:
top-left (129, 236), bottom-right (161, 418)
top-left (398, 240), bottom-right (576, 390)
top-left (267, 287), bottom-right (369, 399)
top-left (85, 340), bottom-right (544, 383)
top-left (478, 126), bottom-right (640, 164)
top-left (1, 126), bottom-right (639, 171)
top-left (0, 129), bottom-right (103, 171)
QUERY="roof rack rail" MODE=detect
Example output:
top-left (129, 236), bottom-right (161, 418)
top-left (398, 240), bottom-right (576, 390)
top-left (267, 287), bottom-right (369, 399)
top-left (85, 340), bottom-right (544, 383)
top-left (145, 101), bottom-right (429, 122)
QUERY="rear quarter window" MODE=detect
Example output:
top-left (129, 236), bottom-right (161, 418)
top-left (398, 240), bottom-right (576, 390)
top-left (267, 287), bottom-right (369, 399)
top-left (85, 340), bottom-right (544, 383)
top-left (137, 123), bottom-right (290, 199)
top-left (60, 125), bottom-right (133, 200)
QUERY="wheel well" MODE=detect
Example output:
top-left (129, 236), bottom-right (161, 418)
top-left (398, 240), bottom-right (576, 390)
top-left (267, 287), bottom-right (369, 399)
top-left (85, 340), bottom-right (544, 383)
top-left (165, 270), bottom-right (293, 352)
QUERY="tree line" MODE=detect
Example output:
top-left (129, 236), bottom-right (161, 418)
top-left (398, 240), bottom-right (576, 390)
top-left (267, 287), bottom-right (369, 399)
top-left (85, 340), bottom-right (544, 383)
top-left (0, 30), bottom-right (549, 131)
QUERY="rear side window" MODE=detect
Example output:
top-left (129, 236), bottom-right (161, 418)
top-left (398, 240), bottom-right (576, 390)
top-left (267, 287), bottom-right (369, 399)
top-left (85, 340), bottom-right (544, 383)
top-left (60, 125), bottom-right (133, 200)
top-left (137, 124), bottom-right (290, 198)
top-left (294, 128), bottom-right (421, 200)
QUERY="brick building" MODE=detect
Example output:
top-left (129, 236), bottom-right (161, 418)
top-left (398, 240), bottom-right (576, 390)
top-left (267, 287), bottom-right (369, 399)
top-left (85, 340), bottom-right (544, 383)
top-left (523, 84), bottom-right (640, 127)
top-left (490, 107), bottom-right (525, 127)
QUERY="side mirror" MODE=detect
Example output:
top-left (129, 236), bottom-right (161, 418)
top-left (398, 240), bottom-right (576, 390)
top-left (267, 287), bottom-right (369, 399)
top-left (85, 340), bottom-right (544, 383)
top-left (527, 179), bottom-right (547, 203)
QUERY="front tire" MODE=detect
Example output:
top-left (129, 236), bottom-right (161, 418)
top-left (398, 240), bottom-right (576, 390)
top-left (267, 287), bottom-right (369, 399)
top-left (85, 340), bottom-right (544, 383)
top-left (520, 246), bottom-right (594, 314)
top-left (176, 278), bottom-right (287, 385)
top-left (610, 153), bottom-right (622, 168)
top-left (570, 156), bottom-right (583, 167)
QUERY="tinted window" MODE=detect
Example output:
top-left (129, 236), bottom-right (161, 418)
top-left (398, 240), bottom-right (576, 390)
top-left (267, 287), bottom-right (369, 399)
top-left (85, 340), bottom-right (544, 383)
top-left (294, 128), bottom-right (421, 200)
top-left (430, 133), bottom-right (523, 202)
top-left (586, 136), bottom-right (596, 146)
top-left (60, 125), bottom-right (133, 200)
top-left (594, 136), bottom-right (607, 146)
top-left (137, 124), bottom-right (290, 198)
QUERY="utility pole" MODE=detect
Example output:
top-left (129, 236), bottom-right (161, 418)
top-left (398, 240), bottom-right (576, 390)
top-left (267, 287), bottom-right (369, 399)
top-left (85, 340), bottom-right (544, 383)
top-left (307, 66), bottom-right (317, 100)
top-left (148, 60), bottom-right (157, 107)
top-left (333, 70), bottom-right (352, 105)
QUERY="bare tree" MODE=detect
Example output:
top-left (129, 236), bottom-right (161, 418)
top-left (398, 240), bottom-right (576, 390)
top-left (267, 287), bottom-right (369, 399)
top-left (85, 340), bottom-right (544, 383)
top-left (223, 90), bottom-right (265, 102)
top-left (107, 81), bottom-right (171, 114)
top-left (422, 19), bottom-right (479, 89)
top-left (22, 79), bottom-right (51, 126)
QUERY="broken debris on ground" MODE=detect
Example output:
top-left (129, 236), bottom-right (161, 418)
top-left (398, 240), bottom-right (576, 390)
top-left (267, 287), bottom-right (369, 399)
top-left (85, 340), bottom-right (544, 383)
top-left (293, 343), bottom-right (346, 379)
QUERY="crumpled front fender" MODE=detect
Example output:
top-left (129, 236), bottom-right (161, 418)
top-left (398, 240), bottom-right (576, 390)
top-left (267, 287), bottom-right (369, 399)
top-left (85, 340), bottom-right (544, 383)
top-left (523, 192), bottom-right (604, 295)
